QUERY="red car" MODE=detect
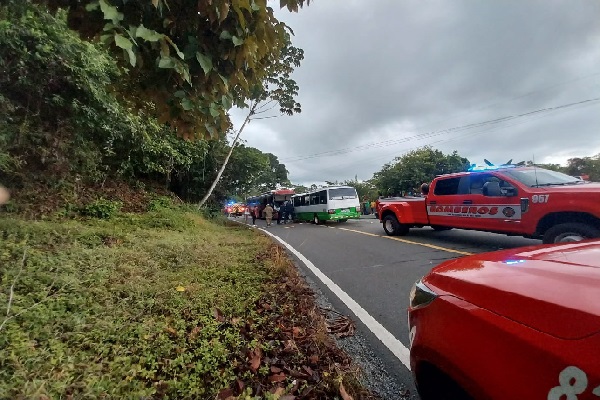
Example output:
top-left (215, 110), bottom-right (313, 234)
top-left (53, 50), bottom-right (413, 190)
top-left (408, 240), bottom-right (600, 400)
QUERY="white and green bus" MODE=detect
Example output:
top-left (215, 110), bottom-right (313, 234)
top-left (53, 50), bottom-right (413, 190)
top-left (292, 186), bottom-right (361, 224)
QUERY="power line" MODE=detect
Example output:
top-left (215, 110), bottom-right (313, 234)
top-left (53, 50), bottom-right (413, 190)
top-left (281, 96), bottom-right (600, 163)
top-left (334, 97), bottom-right (600, 170)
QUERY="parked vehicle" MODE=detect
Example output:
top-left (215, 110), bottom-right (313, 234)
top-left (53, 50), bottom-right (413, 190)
top-left (247, 188), bottom-right (295, 220)
top-left (292, 186), bottom-right (361, 224)
top-left (409, 240), bottom-right (600, 400)
top-left (377, 165), bottom-right (600, 243)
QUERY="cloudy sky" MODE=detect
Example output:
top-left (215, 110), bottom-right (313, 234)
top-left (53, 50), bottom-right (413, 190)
top-left (231, 0), bottom-right (600, 185)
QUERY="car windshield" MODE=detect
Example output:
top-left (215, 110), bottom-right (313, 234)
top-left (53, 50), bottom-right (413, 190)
top-left (329, 188), bottom-right (357, 199)
top-left (504, 168), bottom-right (583, 187)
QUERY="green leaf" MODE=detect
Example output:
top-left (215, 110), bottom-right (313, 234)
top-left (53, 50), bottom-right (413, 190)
top-left (196, 52), bottom-right (213, 75)
top-left (181, 98), bottom-right (194, 111)
top-left (251, 0), bottom-right (261, 11)
top-left (174, 90), bottom-right (186, 98)
top-left (232, 36), bottom-right (244, 46)
top-left (219, 31), bottom-right (233, 40)
top-left (136, 25), bottom-right (164, 42)
top-left (163, 37), bottom-right (185, 59)
top-left (222, 95), bottom-right (233, 110)
top-left (85, 2), bottom-right (100, 11)
top-left (99, 0), bottom-right (124, 24)
top-left (158, 57), bottom-right (175, 69)
top-left (114, 34), bottom-right (136, 66)
top-left (236, 0), bottom-right (252, 12)
top-left (209, 103), bottom-right (220, 117)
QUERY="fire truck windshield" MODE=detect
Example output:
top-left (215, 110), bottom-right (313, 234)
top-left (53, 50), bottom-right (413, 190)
top-left (504, 168), bottom-right (582, 187)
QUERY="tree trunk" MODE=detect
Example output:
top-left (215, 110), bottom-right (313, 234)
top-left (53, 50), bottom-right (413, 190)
top-left (197, 109), bottom-right (253, 208)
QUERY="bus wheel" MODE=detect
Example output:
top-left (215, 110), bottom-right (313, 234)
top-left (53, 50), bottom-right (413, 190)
top-left (383, 215), bottom-right (409, 236)
top-left (338, 219), bottom-right (348, 223)
top-left (313, 214), bottom-right (321, 224)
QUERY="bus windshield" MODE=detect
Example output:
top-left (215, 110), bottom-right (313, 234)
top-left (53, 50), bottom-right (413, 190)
top-left (329, 187), bottom-right (357, 199)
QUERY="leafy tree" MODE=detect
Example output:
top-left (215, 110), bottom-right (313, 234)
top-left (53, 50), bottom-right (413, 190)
top-left (196, 33), bottom-right (301, 206)
top-left (0, 3), bottom-right (135, 185)
top-left (221, 144), bottom-right (271, 198)
top-left (565, 155), bottom-right (600, 181)
top-left (342, 178), bottom-right (378, 201)
top-left (533, 163), bottom-right (565, 173)
top-left (373, 147), bottom-right (470, 195)
top-left (34, 0), bottom-right (308, 139)
top-left (291, 184), bottom-right (309, 193)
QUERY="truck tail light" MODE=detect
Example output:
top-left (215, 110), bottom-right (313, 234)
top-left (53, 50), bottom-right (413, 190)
top-left (328, 209), bottom-right (336, 214)
top-left (409, 280), bottom-right (438, 310)
top-left (520, 198), bottom-right (529, 213)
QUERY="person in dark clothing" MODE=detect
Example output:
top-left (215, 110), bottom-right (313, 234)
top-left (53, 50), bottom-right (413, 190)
top-left (251, 209), bottom-right (257, 225)
top-left (284, 201), bottom-right (294, 223)
top-left (277, 203), bottom-right (284, 225)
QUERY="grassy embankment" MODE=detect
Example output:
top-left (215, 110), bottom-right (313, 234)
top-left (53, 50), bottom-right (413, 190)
top-left (0, 203), bottom-right (372, 399)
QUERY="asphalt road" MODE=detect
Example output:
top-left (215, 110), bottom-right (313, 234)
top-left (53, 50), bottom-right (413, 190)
top-left (235, 215), bottom-right (541, 399)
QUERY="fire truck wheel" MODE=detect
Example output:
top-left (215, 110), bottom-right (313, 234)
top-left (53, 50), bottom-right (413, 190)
top-left (543, 223), bottom-right (600, 244)
top-left (432, 225), bottom-right (453, 231)
top-left (383, 215), bottom-right (409, 236)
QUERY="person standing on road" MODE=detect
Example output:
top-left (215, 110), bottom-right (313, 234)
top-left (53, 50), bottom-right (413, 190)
top-left (243, 206), bottom-right (250, 224)
top-left (276, 202), bottom-right (284, 225)
top-left (284, 200), bottom-right (294, 223)
top-left (251, 208), bottom-right (257, 226)
top-left (263, 203), bottom-right (274, 227)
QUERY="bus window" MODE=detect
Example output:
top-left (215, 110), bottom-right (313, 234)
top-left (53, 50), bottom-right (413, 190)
top-left (319, 190), bottom-right (327, 204)
top-left (310, 194), bottom-right (319, 205)
top-left (329, 187), bottom-right (358, 199)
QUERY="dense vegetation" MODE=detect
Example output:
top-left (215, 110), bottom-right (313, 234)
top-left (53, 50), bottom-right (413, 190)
top-left (0, 202), bottom-right (372, 399)
top-left (0, 2), bottom-right (292, 215)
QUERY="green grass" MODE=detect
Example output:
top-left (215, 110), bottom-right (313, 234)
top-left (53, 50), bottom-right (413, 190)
top-left (0, 208), bottom-right (286, 399)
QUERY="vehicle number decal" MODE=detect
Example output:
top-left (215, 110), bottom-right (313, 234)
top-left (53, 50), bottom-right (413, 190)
top-left (532, 194), bottom-right (550, 204)
top-left (548, 366), bottom-right (600, 399)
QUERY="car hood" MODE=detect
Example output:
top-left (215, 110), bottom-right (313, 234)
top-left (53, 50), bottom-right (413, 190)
top-left (425, 241), bottom-right (600, 339)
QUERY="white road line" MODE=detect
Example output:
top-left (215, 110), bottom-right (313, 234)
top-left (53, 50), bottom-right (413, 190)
top-left (259, 227), bottom-right (412, 370)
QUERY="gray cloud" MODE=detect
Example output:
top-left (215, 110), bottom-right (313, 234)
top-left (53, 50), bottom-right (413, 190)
top-left (232, 0), bottom-right (600, 185)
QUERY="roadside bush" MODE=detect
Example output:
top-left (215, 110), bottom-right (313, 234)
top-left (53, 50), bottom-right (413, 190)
top-left (78, 198), bottom-right (122, 219)
top-left (0, 212), bottom-right (276, 398)
top-left (147, 195), bottom-right (175, 211)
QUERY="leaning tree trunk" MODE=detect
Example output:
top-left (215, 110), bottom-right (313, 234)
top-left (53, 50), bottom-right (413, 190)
top-left (197, 109), bottom-right (253, 208)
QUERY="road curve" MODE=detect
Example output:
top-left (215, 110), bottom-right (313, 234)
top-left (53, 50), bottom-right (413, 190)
top-left (234, 215), bottom-right (540, 398)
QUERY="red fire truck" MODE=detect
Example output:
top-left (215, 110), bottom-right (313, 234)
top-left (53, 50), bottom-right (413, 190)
top-left (377, 165), bottom-right (600, 244)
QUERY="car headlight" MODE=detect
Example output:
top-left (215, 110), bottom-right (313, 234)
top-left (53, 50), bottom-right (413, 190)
top-left (409, 279), bottom-right (438, 309)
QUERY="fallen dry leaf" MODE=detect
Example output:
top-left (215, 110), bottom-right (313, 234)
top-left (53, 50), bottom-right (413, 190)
top-left (268, 372), bottom-right (287, 382)
top-left (249, 348), bottom-right (262, 372)
top-left (213, 307), bottom-right (225, 322)
top-left (271, 386), bottom-right (285, 395)
top-left (327, 316), bottom-right (356, 338)
top-left (217, 388), bottom-right (234, 399)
